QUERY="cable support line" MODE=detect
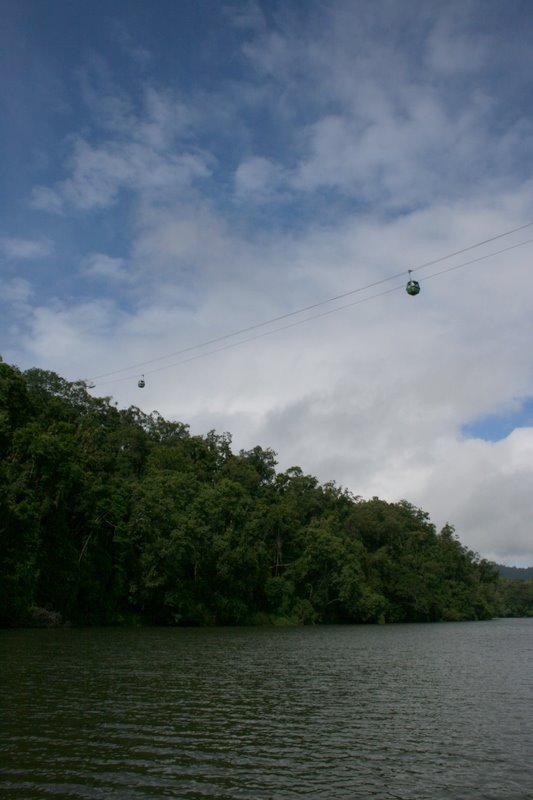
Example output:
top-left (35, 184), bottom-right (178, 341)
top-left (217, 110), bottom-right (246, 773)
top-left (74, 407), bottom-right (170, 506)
top-left (89, 221), bottom-right (533, 382)
top-left (96, 285), bottom-right (402, 386)
top-left (405, 219), bottom-right (533, 273)
top-left (94, 235), bottom-right (533, 387)
top-left (89, 271), bottom-right (406, 381)
top-left (90, 219), bottom-right (533, 382)
top-left (422, 236), bottom-right (533, 282)
top-left (89, 223), bottom-right (533, 386)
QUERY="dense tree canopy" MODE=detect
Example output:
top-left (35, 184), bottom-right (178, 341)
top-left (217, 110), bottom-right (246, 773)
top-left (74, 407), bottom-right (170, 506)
top-left (0, 358), bottom-right (527, 627)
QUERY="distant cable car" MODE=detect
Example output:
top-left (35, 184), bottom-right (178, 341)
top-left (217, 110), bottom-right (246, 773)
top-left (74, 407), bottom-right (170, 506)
top-left (138, 375), bottom-right (145, 388)
top-left (406, 270), bottom-right (420, 296)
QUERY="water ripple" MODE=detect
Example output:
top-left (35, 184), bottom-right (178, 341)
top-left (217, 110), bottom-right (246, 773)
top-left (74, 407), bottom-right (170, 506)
top-left (1, 621), bottom-right (532, 799)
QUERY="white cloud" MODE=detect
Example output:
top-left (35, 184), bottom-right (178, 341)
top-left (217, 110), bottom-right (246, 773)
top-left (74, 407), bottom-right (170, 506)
top-left (289, 82), bottom-right (496, 210)
top-left (81, 253), bottom-right (131, 282)
top-left (236, 3), bottom-right (529, 215)
top-left (110, 23), bottom-right (152, 69)
top-left (29, 186), bottom-right (64, 213)
top-left (425, 10), bottom-right (490, 75)
top-left (227, 0), bottom-right (266, 33)
top-left (55, 136), bottom-right (210, 210)
top-left (131, 203), bottom-right (265, 296)
top-left (234, 156), bottom-right (283, 200)
top-left (0, 236), bottom-right (53, 259)
top-left (18, 299), bottom-right (128, 372)
top-left (413, 430), bottom-right (533, 565)
top-left (1, 277), bottom-right (33, 306)
top-left (31, 87), bottom-right (212, 212)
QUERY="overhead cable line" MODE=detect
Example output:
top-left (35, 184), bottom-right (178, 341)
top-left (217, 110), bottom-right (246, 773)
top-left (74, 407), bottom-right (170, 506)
top-left (89, 267), bottom-right (404, 381)
top-left (95, 234), bottom-right (533, 387)
top-left (402, 219), bottom-right (533, 271)
top-left (423, 236), bottom-right (533, 281)
top-left (89, 220), bottom-right (533, 383)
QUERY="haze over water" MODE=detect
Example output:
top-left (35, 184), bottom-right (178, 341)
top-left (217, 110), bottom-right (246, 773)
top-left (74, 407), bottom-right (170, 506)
top-left (2, 620), bottom-right (532, 799)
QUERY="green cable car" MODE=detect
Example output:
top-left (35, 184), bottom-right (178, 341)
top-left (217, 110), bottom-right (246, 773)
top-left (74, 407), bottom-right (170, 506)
top-left (406, 270), bottom-right (420, 296)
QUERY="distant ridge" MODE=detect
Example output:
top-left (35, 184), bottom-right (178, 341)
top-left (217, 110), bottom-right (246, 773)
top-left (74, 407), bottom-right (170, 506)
top-left (496, 564), bottom-right (533, 580)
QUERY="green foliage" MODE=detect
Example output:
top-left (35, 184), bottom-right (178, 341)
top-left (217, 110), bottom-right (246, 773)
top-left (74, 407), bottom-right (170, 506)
top-left (0, 358), bottom-right (509, 627)
top-left (497, 579), bottom-right (533, 617)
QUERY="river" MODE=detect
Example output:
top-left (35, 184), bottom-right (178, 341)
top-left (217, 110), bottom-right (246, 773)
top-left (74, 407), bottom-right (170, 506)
top-left (1, 619), bottom-right (532, 799)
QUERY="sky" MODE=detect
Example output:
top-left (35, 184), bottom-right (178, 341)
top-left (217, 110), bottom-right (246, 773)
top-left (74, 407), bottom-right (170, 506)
top-left (2, 0), bottom-right (533, 566)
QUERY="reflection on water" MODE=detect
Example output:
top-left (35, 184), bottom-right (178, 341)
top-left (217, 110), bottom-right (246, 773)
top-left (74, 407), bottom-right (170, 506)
top-left (1, 620), bottom-right (532, 799)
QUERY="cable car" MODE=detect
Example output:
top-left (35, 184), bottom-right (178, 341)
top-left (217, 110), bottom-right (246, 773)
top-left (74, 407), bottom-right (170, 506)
top-left (138, 375), bottom-right (145, 388)
top-left (406, 270), bottom-right (420, 296)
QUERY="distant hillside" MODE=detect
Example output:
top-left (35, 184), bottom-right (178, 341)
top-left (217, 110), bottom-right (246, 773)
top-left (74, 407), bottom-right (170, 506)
top-left (496, 564), bottom-right (533, 580)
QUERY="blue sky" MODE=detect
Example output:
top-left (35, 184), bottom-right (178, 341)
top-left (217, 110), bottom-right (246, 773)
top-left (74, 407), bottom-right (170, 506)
top-left (463, 398), bottom-right (533, 442)
top-left (2, 0), bottom-right (533, 565)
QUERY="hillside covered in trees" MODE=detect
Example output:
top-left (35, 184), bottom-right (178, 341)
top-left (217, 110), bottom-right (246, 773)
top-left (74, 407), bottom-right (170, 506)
top-left (0, 358), bottom-right (530, 627)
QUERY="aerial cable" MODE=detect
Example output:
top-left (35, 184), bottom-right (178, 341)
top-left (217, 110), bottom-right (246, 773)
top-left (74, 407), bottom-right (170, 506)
top-left (89, 220), bottom-right (533, 382)
top-left (94, 235), bottom-right (533, 387)
top-left (88, 222), bottom-right (533, 385)
top-left (88, 221), bottom-right (533, 382)
top-left (89, 271), bottom-right (407, 381)
top-left (402, 219), bottom-right (533, 272)
top-left (95, 284), bottom-right (403, 386)
top-left (423, 236), bottom-right (533, 282)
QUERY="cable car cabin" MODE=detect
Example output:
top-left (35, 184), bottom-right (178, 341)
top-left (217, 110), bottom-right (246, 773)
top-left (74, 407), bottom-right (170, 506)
top-left (406, 278), bottom-right (420, 296)
top-left (138, 378), bottom-right (145, 388)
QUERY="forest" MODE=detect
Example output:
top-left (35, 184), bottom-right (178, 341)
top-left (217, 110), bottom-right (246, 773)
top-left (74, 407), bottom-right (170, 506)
top-left (1, 358), bottom-right (531, 627)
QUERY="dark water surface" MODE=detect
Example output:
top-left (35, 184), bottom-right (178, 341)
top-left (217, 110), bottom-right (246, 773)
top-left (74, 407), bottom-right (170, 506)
top-left (1, 620), bottom-right (532, 799)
